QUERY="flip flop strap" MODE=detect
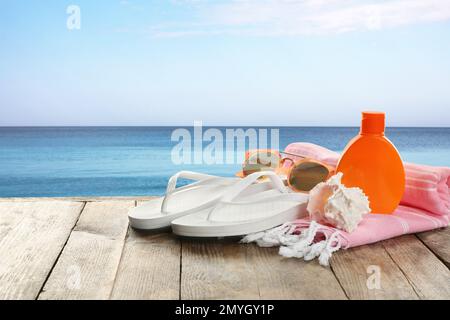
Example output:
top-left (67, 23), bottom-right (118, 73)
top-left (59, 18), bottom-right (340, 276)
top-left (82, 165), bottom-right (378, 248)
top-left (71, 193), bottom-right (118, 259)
top-left (220, 171), bottom-right (287, 202)
top-left (165, 171), bottom-right (219, 194)
top-left (161, 171), bottom-right (234, 214)
top-left (206, 171), bottom-right (300, 221)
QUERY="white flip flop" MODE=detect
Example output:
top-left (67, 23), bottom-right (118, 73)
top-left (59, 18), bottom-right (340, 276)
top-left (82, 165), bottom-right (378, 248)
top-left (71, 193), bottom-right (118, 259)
top-left (128, 171), bottom-right (275, 230)
top-left (171, 171), bottom-right (309, 237)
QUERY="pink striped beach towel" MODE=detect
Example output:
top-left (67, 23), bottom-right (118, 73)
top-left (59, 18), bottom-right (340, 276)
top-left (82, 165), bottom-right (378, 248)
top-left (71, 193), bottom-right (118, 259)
top-left (242, 143), bottom-right (450, 266)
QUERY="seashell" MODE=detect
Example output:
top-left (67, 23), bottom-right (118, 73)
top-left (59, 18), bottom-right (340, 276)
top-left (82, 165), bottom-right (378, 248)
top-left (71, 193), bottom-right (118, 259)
top-left (307, 172), bottom-right (370, 233)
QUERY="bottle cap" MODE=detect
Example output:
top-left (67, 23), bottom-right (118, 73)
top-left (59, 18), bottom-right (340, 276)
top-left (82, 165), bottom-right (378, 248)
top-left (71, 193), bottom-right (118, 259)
top-left (361, 111), bottom-right (385, 135)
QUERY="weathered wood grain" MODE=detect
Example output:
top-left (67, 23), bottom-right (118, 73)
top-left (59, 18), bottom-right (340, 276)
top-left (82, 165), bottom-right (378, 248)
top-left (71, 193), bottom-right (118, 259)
top-left (111, 199), bottom-right (180, 300)
top-left (181, 239), bottom-right (260, 299)
top-left (331, 242), bottom-right (419, 299)
top-left (248, 244), bottom-right (347, 300)
top-left (1, 198), bottom-right (449, 300)
top-left (111, 229), bottom-right (181, 300)
top-left (0, 201), bottom-right (33, 241)
top-left (417, 228), bottom-right (450, 268)
top-left (382, 235), bottom-right (450, 299)
top-left (0, 201), bottom-right (84, 300)
top-left (38, 201), bottom-right (133, 300)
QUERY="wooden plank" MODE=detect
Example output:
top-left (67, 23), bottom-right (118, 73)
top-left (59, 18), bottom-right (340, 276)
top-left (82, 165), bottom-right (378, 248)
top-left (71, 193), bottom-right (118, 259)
top-left (248, 244), bottom-right (347, 299)
top-left (38, 201), bottom-right (134, 300)
top-left (111, 199), bottom-right (180, 300)
top-left (331, 243), bottom-right (419, 300)
top-left (111, 201), bottom-right (181, 299)
top-left (111, 229), bottom-right (181, 300)
top-left (181, 239), bottom-right (346, 300)
top-left (382, 235), bottom-right (450, 299)
top-left (181, 239), bottom-right (260, 299)
top-left (0, 201), bottom-right (84, 300)
top-left (1, 197), bottom-right (446, 300)
top-left (0, 201), bottom-right (33, 241)
top-left (417, 228), bottom-right (450, 268)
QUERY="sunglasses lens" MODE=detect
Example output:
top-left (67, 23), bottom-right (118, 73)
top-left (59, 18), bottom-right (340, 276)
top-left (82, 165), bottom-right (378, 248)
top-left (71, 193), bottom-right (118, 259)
top-left (289, 162), bottom-right (329, 191)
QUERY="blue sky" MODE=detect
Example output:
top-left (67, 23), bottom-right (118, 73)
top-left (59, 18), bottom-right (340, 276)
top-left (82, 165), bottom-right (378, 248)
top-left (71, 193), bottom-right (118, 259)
top-left (1, 0), bottom-right (450, 126)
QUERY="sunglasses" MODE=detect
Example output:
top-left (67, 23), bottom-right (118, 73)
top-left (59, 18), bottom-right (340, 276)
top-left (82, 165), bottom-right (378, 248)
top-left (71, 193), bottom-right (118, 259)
top-left (236, 149), bottom-right (335, 192)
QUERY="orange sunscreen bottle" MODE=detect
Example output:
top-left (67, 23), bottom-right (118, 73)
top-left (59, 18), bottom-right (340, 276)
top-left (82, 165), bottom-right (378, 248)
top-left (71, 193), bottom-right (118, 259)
top-left (336, 111), bottom-right (405, 214)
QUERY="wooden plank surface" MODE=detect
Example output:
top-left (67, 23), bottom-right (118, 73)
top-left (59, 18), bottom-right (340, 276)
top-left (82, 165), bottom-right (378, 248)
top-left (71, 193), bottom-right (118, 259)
top-left (38, 201), bottom-right (134, 300)
top-left (382, 235), bottom-right (450, 299)
top-left (181, 239), bottom-right (347, 300)
top-left (0, 201), bottom-right (34, 241)
top-left (0, 201), bottom-right (84, 300)
top-left (1, 198), bottom-right (449, 300)
top-left (181, 239), bottom-right (261, 299)
top-left (417, 227), bottom-right (450, 268)
top-left (247, 244), bottom-right (347, 300)
top-left (331, 242), bottom-right (419, 299)
top-left (111, 200), bottom-right (180, 299)
top-left (111, 229), bottom-right (181, 300)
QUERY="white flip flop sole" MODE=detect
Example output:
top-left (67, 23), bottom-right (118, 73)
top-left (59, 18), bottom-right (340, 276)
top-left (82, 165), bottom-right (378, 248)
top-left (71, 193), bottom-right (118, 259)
top-left (129, 184), bottom-right (231, 230)
top-left (171, 195), bottom-right (308, 237)
top-left (128, 171), bottom-right (279, 230)
top-left (171, 171), bottom-right (309, 237)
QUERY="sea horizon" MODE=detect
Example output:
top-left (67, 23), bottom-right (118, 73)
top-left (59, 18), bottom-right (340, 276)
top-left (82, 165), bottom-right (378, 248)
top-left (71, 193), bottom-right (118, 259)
top-left (0, 126), bottom-right (449, 198)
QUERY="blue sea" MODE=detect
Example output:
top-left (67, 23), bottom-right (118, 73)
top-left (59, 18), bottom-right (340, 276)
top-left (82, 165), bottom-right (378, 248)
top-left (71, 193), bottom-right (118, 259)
top-left (0, 127), bottom-right (449, 197)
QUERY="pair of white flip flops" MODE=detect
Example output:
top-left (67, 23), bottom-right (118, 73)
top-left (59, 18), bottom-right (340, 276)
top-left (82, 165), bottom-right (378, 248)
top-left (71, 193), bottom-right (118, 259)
top-left (128, 170), bottom-right (309, 237)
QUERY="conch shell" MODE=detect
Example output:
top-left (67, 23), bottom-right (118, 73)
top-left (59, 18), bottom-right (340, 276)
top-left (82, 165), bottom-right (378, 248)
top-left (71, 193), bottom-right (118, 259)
top-left (307, 172), bottom-right (370, 233)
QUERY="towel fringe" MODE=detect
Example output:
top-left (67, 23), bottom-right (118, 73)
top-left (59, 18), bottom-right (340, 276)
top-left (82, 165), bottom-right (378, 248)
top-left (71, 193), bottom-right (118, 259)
top-left (240, 221), bottom-right (300, 247)
top-left (242, 221), bottom-right (342, 267)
